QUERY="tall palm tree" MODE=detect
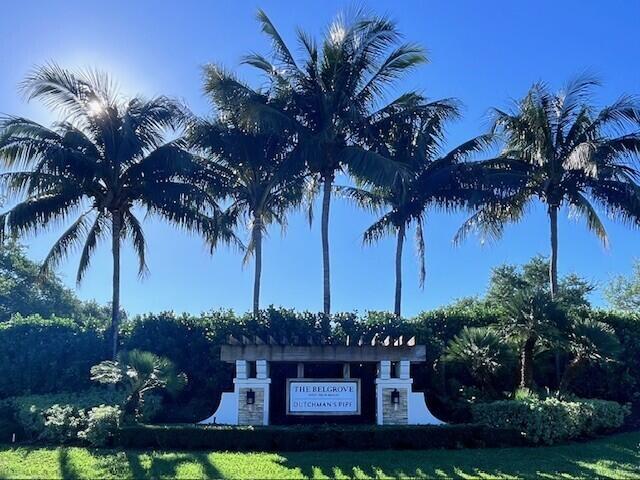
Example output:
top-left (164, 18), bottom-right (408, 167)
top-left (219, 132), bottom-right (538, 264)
top-left (0, 65), bottom-right (230, 358)
top-left (190, 84), bottom-right (305, 317)
top-left (206, 8), bottom-right (427, 314)
top-left (340, 98), bottom-right (493, 316)
top-left (457, 76), bottom-right (640, 298)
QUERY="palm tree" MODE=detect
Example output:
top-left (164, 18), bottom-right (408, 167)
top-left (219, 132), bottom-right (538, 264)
top-left (457, 76), bottom-right (640, 298)
top-left (500, 287), bottom-right (564, 389)
top-left (559, 317), bottom-right (621, 393)
top-left (190, 85), bottom-right (305, 317)
top-left (340, 98), bottom-right (493, 316)
top-left (206, 8), bottom-right (427, 314)
top-left (0, 65), bottom-right (230, 359)
top-left (91, 349), bottom-right (187, 422)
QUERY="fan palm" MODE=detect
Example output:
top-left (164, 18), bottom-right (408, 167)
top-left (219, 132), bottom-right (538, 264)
top-left (206, 8), bottom-right (427, 314)
top-left (457, 76), bottom-right (640, 297)
top-left (0, 65), bottom-right (230, 359)
top-left (559, 317), bottom-right (621, 393)
top-left (500, 287), bottom-right (565, 389)
top-left (190, 84), bottom-right (305, 317)
top-left (90, 349), bottom-right (187, 422)
top-left (340, 98), bottom-right (493, 316)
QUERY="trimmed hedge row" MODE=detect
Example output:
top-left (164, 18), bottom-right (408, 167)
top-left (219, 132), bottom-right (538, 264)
top-left (472, 397), bottom-right (630, 445)
top-left (117, 423), bottom-right (525, 451)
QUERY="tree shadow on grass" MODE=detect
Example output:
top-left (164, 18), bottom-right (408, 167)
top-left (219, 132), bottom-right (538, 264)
top-left (121, 450), bottom-right (221, 479)
top-left (58, 448), bottom-right (81, 480)
top-left (277, 433), bottom-right (640, 479)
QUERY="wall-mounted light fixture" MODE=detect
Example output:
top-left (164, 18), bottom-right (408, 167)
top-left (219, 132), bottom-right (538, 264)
top-left (246, 389), bottom-right (255, 405)
top-left (391, 388), bottom-right (400, 410)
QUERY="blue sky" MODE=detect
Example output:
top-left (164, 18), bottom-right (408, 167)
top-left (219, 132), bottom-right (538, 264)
top-left (1, 1), bottom-right (639, 316)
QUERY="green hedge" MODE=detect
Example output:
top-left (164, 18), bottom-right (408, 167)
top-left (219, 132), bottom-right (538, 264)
top-left (0, 315), bottom-right (107, 398)
top-left (117, 424), bottom-right (524, 451)
top-left (471, 398), bottom-right (630, 445)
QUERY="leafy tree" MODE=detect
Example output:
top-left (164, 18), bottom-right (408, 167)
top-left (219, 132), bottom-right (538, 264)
top-left (208, 8), bottom-right (426, 313)
top-left (90, 349), bottom-right (187, 422)
top-left (458, 76), bottom-right (640, 297)
top-left (604, 259), bottom-right (640, 312)
top-left (559, 317), bottom-right (621, 393)
top-left (340, 98), bottom-right (493, 316)
top-left (190, 85), bottom-right (305, 317)
top-left (486, 255), bottom-right (593, 312)
top-left (444, 326), bottom-right (513, 393)
top-left (0, 65), bottom-right (229, 358)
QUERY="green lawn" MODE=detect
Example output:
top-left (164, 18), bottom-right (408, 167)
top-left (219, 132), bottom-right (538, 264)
top-left (0, 432), bottom-right (638, 479)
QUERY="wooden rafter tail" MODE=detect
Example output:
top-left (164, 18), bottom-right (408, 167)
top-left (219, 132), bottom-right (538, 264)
top-left (268, 335), bottom-right (278, 345)
top-left (254, 335), bottom-right (265, 345)
top-left (370, 333), bottom-right (379, 346)
top-left (383, 335), bottom-right (391, 347)
top-left (407, 336), bottom-right (416, 346)
top-left (227, 334), bottom-right (240, 345)
top-left (357, 336), bottom-right (365, 347)
top-left (241, 335), bottom-right (252, 345)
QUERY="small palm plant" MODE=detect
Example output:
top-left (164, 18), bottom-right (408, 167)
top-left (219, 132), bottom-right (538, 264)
top-left (559, 317), bottom-right (621, 393)
top-left (0, 65), bottom-right (231, 358)
top-left (457, 76), bottom-right (640, 298)
top-left (500, 287), bottom-right (565, 389)
top-left (90, 349), bottom-right (187, 423)
top-left (210, 8), bottom-right (426, 314)
top-left (444, 326), bottom-right (513, 393)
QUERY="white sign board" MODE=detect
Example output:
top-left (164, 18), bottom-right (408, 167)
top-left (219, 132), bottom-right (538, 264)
top-left (287, 379), bottom-right (360, 415)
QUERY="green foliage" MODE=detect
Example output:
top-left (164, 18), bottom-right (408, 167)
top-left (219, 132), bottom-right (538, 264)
top-left (117, 424), bottom-right (523, 451)
top-left (78, 405), bottom-right (121, 447)
top-left (472, 398), bottom-right (630, 445)
top-left (0, 241), bottom-right (110, 324)
top-left (1, 389), bottom-right (124, 442)
top-left (91, 349), bottom-right (187, 423)
top-left (486, 256), bottom-right (592, 312)
top-left (0, 315), bottom-right (107, 398)
top-left (605, 260), bottom-right (640, 312)
top-left (444, 326), bottom-right (514, 391)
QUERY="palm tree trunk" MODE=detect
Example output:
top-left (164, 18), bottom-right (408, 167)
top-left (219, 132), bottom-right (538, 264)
top-left (520, 336), bottom-right (536, 389)
top-left (394, 224), bottom-right (405, 317)
top-left (321, 173), bottom-right (333, 315)
top-left (548, 204), bottom-right (559, 298)
top-left (111, 212), bottom-right (122, 360)
top-left (252, 214), bottom-right (263, 318)
top-left (559, 357), bottom-right (583, 393)
top-left (548, 204), bottom-right (562, 386)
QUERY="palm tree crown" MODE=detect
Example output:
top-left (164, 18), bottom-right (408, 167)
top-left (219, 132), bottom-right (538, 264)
top-left (457, 76), bottom-right (640, 296)
top-left (0, 65), bottom-right (227, 358)
top-left (207, 8), bottom-right (427, 314)
top-left (341, 97), bottom-right (494, 316)
top-left (190, 80), bottom-right (306, 316)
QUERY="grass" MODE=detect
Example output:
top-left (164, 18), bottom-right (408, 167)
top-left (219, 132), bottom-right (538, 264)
top-left (0, 432), bottom-right (638, 479)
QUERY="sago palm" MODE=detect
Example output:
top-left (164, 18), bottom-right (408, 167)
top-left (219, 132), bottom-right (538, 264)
top-left (207, 8), bottom-right (427, 314)
top-left (0, 65), bottom-right (230, 358)
top-left (190, 83), bottom-right (305, 317)
top-left (457, 76), bottom-right (640, 297)
top-left (340, 98), bottom-right (493, 316)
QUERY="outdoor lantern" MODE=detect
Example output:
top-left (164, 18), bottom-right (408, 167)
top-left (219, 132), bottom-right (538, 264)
top-left (246, 389), bottom-right (255, 405)
top-left (391, 388), bottom-right (400, 409)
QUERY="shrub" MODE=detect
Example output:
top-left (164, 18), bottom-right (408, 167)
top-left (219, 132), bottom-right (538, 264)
top-left (471, 397), bottom-right (630, 445)
top-left (117, 424), bottom-right (524, 451)
top-left (40, 405), bottom-right (86, 444)
top-left (2, 389), bottom-right (124, 441)
top-left (0, 315), bottom-right (107, 398)
top-left (79, 405), bottom-right (121, 447)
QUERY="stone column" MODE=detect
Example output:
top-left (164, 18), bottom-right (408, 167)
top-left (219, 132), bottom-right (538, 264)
top-left (236, 359), bottom-right (271, 426)
top-left (375, 360), bottom-right (411, 425)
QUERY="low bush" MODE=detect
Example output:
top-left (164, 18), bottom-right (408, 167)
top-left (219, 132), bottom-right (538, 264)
top-left (0, 389), bottom-right (124, 442)
top-left (78, 405), bottom-right (121, 447)
top-left (471, 397), bottom-right (630, 445)
top-left (117, 423), bottom-right (524, 451)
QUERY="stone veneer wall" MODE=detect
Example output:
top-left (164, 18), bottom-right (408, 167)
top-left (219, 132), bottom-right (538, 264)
top-left (381, 387), bottom-right (408, 425)
top-left (238, 387), bottom-right (265, 425)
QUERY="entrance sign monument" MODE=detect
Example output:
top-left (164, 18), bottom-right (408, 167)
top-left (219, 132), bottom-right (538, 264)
top-left (200, 334), bottom-right (443, 426)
